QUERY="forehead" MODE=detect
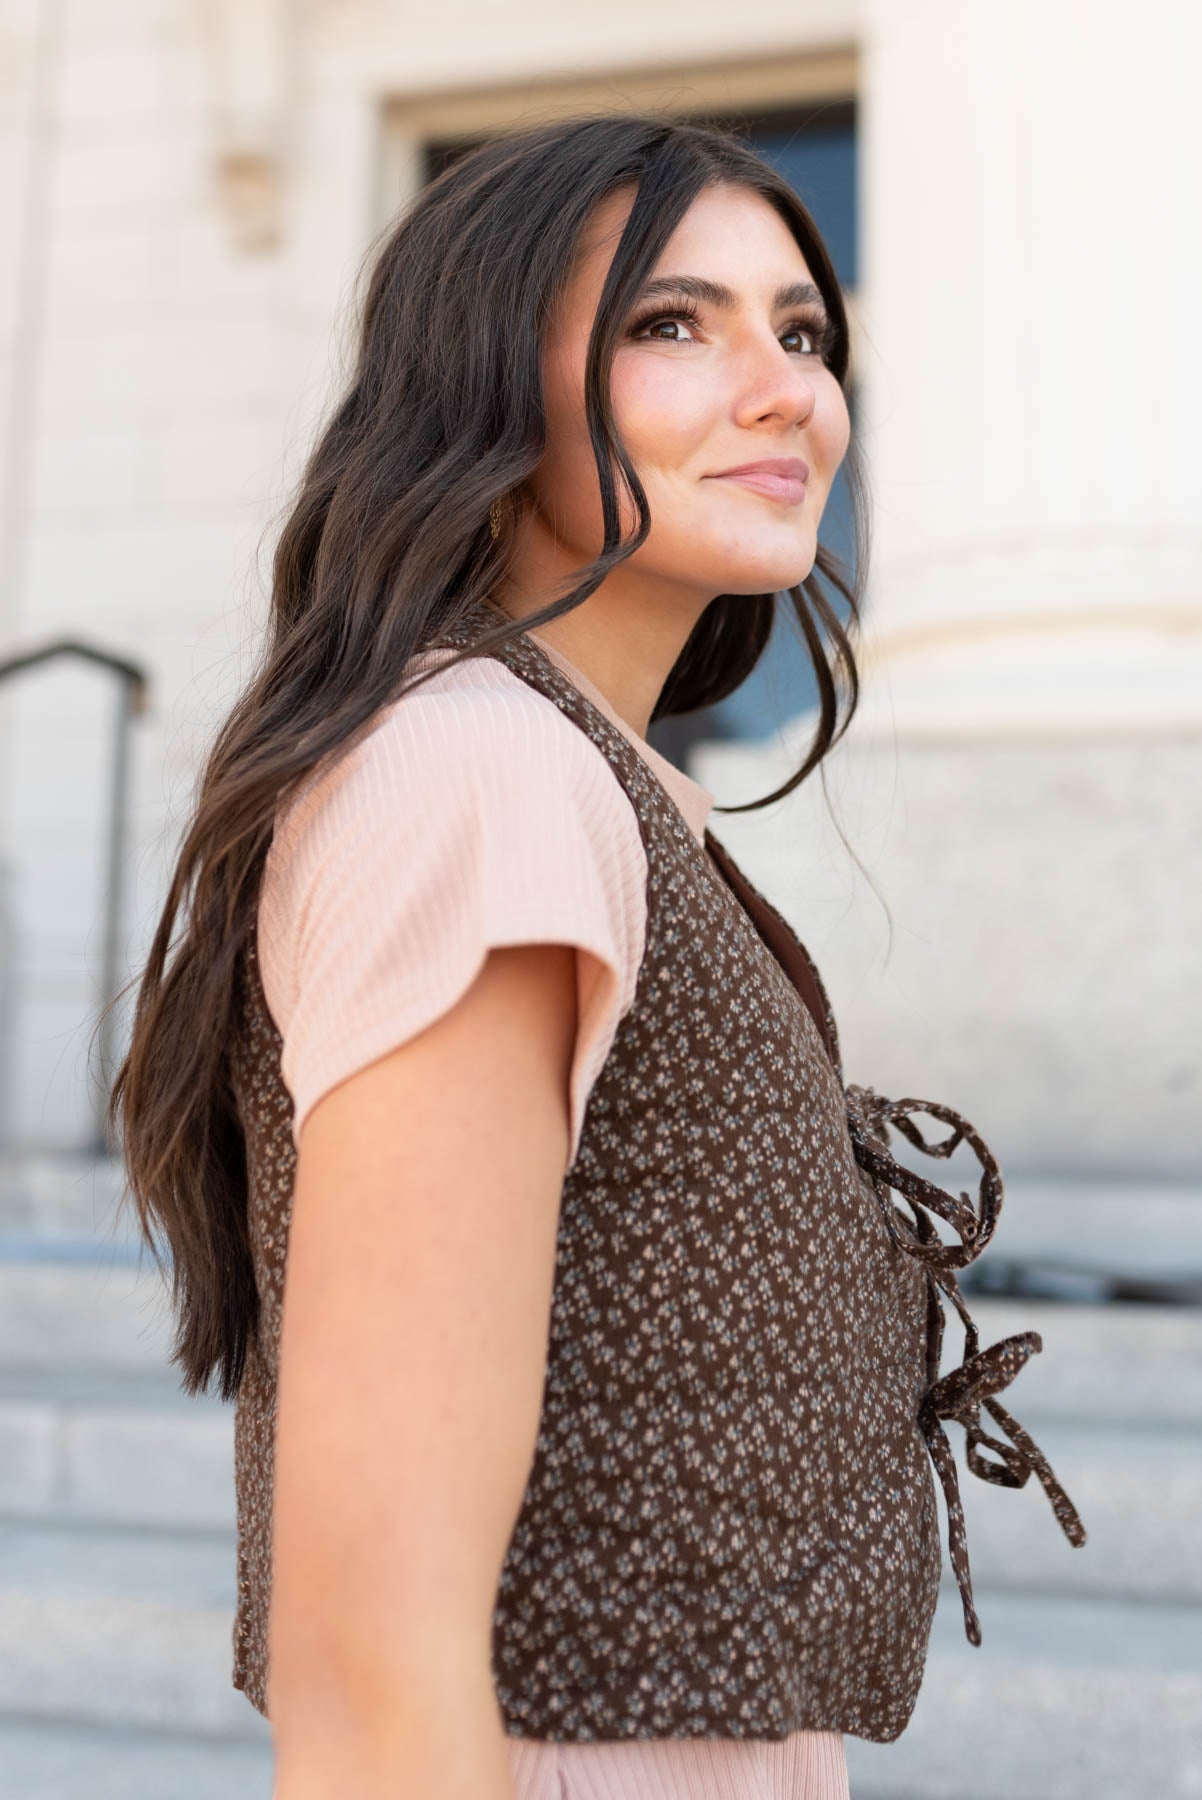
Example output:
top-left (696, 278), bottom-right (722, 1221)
top-left (569, 181), bottom-right (814, 297)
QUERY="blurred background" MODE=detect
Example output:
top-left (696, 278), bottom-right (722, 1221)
top-left (0, 1), bottom-right (1198, 1795)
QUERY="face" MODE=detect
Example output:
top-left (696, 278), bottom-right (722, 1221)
top-left (516, 181), bottom-right (852, 613)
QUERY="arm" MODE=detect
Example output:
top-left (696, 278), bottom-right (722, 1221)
top-left (268, 939), bottom-right (578, 1800)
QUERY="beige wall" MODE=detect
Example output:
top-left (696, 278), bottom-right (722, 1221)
top-left (0, 0), bottom-right (1197, 1173)
top-left (0, 0), bottom-right (858, 1145)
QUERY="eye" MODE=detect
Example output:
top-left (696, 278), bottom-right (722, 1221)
top-left (628, 298), bottom-right (706, 344)
top-left (782, 313), bottom-right (838, 358)
top-left (628, 297), bottom-right (837, 361)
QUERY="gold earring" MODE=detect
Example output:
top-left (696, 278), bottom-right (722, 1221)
top-left (489, 496), bottom-right (506, 541)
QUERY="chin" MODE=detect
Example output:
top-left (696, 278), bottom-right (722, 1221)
top-left (711, 555), bottom-right (817, 595)
top-left (689, 529), bottom-right (815, 591)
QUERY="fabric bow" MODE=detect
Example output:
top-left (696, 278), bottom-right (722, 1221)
top-left (844, 1082), bottom-right (1088, 1646)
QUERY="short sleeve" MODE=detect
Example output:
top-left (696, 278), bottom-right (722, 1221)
top-left (256, 663), bottom-right (648, 1173)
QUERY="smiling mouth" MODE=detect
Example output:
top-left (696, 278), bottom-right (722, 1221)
top-left (709, 470), bottom-right (807, 505)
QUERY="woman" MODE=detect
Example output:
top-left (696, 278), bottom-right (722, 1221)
top-left (108, 113), bottom-right (1086, 1799)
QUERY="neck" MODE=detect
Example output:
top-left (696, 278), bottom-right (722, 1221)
top-left (491, 542), bottom-right (714, 741)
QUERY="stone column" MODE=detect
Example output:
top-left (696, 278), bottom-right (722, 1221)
top-left (699, 0), bottom-right (1202, 1176)
top-left (855, 0), bottom-right (1201, 740)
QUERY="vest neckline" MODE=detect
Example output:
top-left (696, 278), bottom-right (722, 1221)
top-left (519, 627), bottom-right (715, 846)
top-left (415, 617), bottom-right (717, 854)
top-left (432, 605), bottom-right (845, 1084)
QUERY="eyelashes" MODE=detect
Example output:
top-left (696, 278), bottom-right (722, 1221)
top-left (627, 295), bottom-right (838, 361)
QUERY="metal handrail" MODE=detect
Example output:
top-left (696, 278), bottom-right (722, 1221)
top-left (0, 639), bottom-right (150, 1153)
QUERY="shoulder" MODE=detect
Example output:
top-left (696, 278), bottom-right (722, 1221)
top-left (272, 650), bottom-right (638, 868)
top-left (257, 648), bottom-right (648, 1036)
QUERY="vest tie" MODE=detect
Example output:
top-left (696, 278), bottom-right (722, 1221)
top-left (843, 1083), bottom-right (1089, 1646)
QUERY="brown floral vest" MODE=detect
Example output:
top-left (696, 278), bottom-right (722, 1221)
top-left (228, 599), bottom-right (1087, 1743)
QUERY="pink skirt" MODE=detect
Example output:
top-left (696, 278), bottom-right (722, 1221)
top-left (505, 1728), bottom-right (850, 1799)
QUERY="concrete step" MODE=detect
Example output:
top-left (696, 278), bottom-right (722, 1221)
top-left (3, 1152), bottom-right (1200, 1283)
top-left (873, 1164), bottom-right (1202, 1302)
top-left (0, 1717), bottom-right (272, 1800)
top-left (0, 1515), bottom-right (1195, 1796)
top-left (0, 1393), bottom-right (1195, 1608)
top-left (0, 1256), bottom-right (1198, 1597)
top-left (0, 1260), bottom-right (174, 1374)
top-left (937, 1412), bottom-right (1201, 1603)
top-left (844, 1589), bottom-right (1202, 1799)
top-left (0, 1154), bottom-right (134, 1248)
top-left (960, 1178), bottom-right (1202, 1305)
top-left (929, 1292), bottom-right (1202, 1426)
top-left (0, 1394), bottom-right (233, 1532)
top-left (1, 1154), bottom-right (1197, 1800)
top-left (0, 1519), bottom-right (264, 1742)
top-left (3, 1220), bottom-right (1200, 1422)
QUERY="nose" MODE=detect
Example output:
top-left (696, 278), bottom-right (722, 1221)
top-left (732, 334), bottom-right (817, 431)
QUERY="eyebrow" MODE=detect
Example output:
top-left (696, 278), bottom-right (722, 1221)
top-left (632, 274), bottom-right (830, 317)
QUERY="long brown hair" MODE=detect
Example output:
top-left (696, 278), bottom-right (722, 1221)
top-left (104, 110), bottom-right (870, 1401)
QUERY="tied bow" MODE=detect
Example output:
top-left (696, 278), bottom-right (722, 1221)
top-left (844, 1082), bottom-right (1088, 1646)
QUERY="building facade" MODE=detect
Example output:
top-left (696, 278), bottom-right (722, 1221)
top-left (0, 0), bottom-right (1197, 1178)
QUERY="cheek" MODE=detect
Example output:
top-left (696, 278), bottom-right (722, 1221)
top-left (609, 358), bottom-right (716, 470)
top-left (816, 381), bottom-right (852, 471)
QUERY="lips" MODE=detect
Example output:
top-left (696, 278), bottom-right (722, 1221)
top-left (707, 459), bottom-right (809, 505)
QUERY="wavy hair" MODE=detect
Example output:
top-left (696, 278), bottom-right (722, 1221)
top-left (105, 110), bottom-right (870, 1399)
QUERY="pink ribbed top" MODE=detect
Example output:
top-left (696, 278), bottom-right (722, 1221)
top-left (256, 635), bottom-right (708, 1172)
top-left (256, 628), bottom-right (850, 1800)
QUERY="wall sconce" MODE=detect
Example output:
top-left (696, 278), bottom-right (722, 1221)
top-left (213, 143), bottom-right (283, 253)
top-left (204, 0), bottom-right (294, 253)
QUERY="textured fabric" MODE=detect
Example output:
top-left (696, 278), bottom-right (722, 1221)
top-left (506, 1722), bottom-right (850, 1798)
top-left (256, 637), bottom-right (711, 1170)
top-left (250, 630), bottom-right (846, 1792)
top-left (227, 596), bottom-right (1087, 1752)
